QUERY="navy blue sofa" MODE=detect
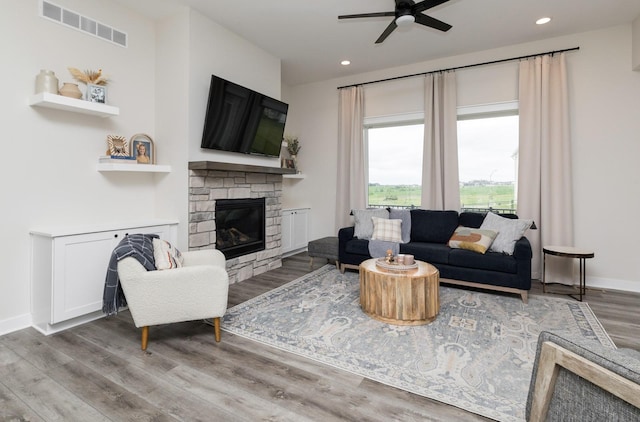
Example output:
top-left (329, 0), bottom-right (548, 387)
top-left (338, 210), bottom-right (533, 302)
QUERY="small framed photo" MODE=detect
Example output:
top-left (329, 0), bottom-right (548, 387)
top-left (87, 83), bottom-right (107, 103)
top-left (130, 133), bottom-right (154, 164)
top-left (107, 135), bottom-right (129, 156)
top-left (282, 158), bottom-right (295, 169)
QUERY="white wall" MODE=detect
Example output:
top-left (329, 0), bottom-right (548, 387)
top-left (284, 24), bottom-right (640, 293)
top-left (186, 10), bottom-right (283, 169)
top-left (0, 1), bottom-right (283, 335)
top-left (0, 0), bottom-right (158, 333)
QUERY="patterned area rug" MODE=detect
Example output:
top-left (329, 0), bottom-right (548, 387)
top-left (222, 265), bottom-right (614, 421)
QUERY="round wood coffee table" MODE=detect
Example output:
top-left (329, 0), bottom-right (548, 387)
top-left (359, 258), bottom-right (440, 325)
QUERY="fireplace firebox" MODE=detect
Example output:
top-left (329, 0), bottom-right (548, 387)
top-left (215, 198), bottom-right (265, 259)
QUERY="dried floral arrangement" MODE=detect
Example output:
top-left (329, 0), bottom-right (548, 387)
top-left (68, 67), bottom-right (109, 86)
top-left (284, 135), bottom-right (300, 156)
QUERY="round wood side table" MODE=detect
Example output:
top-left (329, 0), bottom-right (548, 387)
top-left (542, 246), bottom-right (594, 302)
top-left (359, 258), bottom-right (440, 325)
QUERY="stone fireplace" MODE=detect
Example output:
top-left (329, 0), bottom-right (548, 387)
top-left (188, 161), bottom-right (296, 284)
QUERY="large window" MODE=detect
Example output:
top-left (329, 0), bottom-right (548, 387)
top-left (364, 103), bottom-right (518, 211)
top-left (457, 102), bottom-right (519, 212)
top-left (365, 118), bottom-right (423, 209)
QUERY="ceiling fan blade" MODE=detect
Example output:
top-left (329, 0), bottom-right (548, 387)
top-left (338, 12), bottom-right (395, 20)
top-left (413, 0), bottom-right (450, 14)
top-left (375, 20), bottom-right (398, 44)
top-left (414, 13), bottom-right (452, 32)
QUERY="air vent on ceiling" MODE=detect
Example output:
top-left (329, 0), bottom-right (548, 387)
top-left (40, 0), bottom-right (127, 48)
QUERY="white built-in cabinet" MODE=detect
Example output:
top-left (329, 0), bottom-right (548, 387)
top-left (30, 220), bottom-right (178, 335)
top-left (282, 208), bottom-right (309, 256)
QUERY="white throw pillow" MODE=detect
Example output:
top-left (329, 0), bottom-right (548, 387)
top-left (480, 212), bottom-right (533, 255)
top-left (152, 238), bottom-right (184, 270)
top-left (352, 208), bottom-right (389, 239)
top-left (371, 217), bottom-right (403, 243)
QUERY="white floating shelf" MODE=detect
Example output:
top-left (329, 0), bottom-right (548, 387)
top-left (29, 92), bottom-right (119, 117)
top-left (97, 163), bottom-right (171, 173)
top-left (283, 173), bottom-right (306, 179)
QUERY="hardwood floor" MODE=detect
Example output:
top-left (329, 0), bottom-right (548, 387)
top-left (1, 253), bottom-right (638, 421)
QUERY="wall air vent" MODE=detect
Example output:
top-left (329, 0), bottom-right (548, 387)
top-left (40, 0), bottom-right (127, 48)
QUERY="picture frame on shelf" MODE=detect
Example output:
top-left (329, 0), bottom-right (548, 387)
top-left (282, 158), bottom-right (295, 169)
top-left (107, 135), bottom-right (129, 157)
top-left (87, 84), bottom-right (107, 103)
top-left (130, 133), bottom-right (154, 164)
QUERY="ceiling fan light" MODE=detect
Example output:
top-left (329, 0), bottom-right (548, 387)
top-left (396, 14), bottom-right (415, 27)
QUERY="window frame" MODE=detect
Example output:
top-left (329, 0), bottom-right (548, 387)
top-left (456, 100), bottom-right (520, 212)
top-left (362, 101), bottom-right (520, 210)
top-left (363, 113), bottom-right (424, 208)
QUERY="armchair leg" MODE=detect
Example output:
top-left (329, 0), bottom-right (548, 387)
top-left (141, 326), bottom-right (149, 351)
top-left (213, 317), bottom-right (221, 342)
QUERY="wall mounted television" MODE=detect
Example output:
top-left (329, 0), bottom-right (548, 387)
top-left (200, 74), bottom-right (289, 158)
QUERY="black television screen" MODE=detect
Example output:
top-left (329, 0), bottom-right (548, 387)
top-left (201, 75), bottom-right (288, 158)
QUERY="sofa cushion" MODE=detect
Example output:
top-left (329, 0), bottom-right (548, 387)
top-left (448, 248), bottom-right (518, 273)
top-left (389, 208), bottom-right (411, 243)
top-left (400, 242), bottom-right (451, 265)
top-left (448, 226), bottom-right (498, 254)
top-left (409, 210), bottom-right (459, 244)
top-left (458, 212), bottom-right (486, 229)
top-left (458, 211), bottom-right (520, 228)
top-left (480, 211), bottom-right (533, 255)
top-left (352, 208), bottom-right (389, 239)
top-left (344, 238), bottom-right (370, 256)
top-left (371, 217), bottom-right (403, 243)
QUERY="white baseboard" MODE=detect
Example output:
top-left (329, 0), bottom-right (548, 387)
top-left (587, 276), bottom-right (640, 294)
top-left (0, 313), bottom-right (32, 337)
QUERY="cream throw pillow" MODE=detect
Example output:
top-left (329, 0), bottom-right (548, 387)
top-left (152, 238), bottom-right (184, 270)
top-left (371, 217), bottom-right (403, 243)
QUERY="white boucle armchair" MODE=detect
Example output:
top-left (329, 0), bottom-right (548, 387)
top-left (117, 249), bottom-right (229, 351)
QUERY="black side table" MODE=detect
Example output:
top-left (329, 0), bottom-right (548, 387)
top-left (542, 246), bottom-right (595, 302)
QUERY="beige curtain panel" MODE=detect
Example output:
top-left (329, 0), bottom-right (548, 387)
top-left (335, 85), bottom-right (365, 230)
top-left (422, 71), bottom-right (460, 211)
top-left (518, 53), bottom-right (574, 280)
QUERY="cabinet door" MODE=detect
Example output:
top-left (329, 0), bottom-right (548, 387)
top-left (52, 231), bottom-right (116, 323)
top-left (51, 225), bottom-right (173, 324)
top-left (291, 209), bottom-right (309, 250)
top-left (281, 210), bottom-right (293, 253)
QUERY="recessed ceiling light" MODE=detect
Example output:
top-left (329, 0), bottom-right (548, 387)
top-left (341, 60), bottom-right (351, 66)
top-left (536, 17), bottom-right (551, 25)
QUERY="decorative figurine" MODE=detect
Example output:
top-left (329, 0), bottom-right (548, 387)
top-left (385, 249), bottom-right (394, 264)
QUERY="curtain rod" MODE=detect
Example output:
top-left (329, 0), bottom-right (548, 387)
top-left (337, 46), bottom-right (579, 90)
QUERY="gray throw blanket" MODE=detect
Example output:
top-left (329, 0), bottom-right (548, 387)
top-left (102, 233), bottom-right (158, 316)
top-left (368, 239), bottom-right (400, 258)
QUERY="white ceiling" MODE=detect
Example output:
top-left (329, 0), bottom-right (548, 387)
top-left (117, 0), bottom-right (640, 86)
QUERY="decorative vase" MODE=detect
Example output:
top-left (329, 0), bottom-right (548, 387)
top-left (290, 154), bottom-right (297, 169)
top-left (35, 69), bottom-right (59, 94)
top-left (58, 82), bottom-right (82, 99)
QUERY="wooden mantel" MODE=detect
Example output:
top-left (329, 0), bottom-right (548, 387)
top-left (189, 161), bottom-right (296, 175)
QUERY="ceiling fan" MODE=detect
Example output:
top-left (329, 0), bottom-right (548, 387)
top-left (338, 0), bottom-right (452, 44)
